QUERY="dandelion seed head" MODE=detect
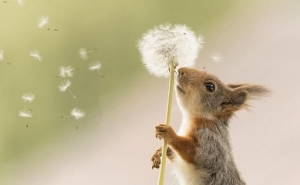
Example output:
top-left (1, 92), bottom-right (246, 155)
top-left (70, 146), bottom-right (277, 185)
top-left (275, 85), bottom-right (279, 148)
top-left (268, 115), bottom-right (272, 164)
top-left (38, 16), bottom-right (49, 28)
top-left (138, 24), bottom-right (202, 77)
top-left (89, 61), bottom-right (102, 71)
top-left (19, 109), bottom-right (33, 118)
top-left (59, 66), bottom-right (74, 78)
top-left (0, 50), bottom-right (3, 61)
top-left (29, 50), bottom-right (42, 61)
top-left (79, 48), bottom-right (88, 60)
top-left (197, 34), bottom-right (205, 46)
top-left (211, 54), bottom-right (222, 63)
top-left (71, 108), bottom-right (85, 120)
top-left (58, 79), bottom-right (71, 92)
top-left (22, 93), bottom-right (35, 102)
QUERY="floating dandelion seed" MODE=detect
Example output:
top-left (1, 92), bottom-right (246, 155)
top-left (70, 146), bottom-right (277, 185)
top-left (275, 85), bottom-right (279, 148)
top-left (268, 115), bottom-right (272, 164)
top-left (58, 79), bottom-right (76, 99)
top-left (58, 79), bottom-right (71, 91)
top-left (19, 109), bottom-right (33, 118)
top-left (59, 66), bottom-right (74, 78)
top-left (29, 50), bottom-right (42, 61)
top-left (211, 54), bottom-right (222, 63)
top-left (0, 50), bottom-right (3, 61)
top-left (88, 61), bottom-right (102, 76)
top-left (71, 108), bottom-right (85, 120)
top-left (78, 48), bottom-right (99, 60)
top-left (17, 0), bottom-right (24, 6)
top-left (22, 93), bottom-right (35, 102)
top-left (89, 61), bottom-right (101, 71)
top-left (61, 107), bottom-right (85, 120)
top-left (38, 16), bottom-right (49, 28)
top-left (79, 48), bottom-right (88, 60)
top-left (138, 24), bottom-right (202, 77)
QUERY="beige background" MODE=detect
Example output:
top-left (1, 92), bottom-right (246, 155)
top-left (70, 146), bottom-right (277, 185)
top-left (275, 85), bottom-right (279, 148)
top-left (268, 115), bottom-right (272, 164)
top-left (1, 0), bottom-right (300, 184)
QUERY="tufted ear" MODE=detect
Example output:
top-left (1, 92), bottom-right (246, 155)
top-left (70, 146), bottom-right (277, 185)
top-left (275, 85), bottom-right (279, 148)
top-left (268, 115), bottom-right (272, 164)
top-left (221, 84), bottom-right (270, 111)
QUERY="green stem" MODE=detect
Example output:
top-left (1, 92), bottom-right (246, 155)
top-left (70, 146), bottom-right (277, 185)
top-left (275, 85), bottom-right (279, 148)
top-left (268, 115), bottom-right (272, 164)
top-left (157, 62), bottom-right (175, 185)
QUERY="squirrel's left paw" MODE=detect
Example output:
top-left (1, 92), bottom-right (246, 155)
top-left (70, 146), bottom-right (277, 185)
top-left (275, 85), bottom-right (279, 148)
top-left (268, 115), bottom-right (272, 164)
top-left (155, 124), bottom-right (176, 142)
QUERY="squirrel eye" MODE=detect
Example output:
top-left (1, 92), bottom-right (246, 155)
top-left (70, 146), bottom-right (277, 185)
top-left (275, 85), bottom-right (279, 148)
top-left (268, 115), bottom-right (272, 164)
top-left (204, 82), bottom-right (215, 93)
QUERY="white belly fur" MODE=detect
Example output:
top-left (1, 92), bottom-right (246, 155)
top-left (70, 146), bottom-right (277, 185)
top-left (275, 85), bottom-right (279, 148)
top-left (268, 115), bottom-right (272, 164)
top-left (171, 150), bottom-right (203, 185)
top-left (172, 116), bottom-right (204, 184)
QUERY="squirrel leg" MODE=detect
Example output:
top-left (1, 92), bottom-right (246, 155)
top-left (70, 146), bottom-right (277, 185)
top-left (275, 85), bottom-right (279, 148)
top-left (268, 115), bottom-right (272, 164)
top-left (155, 124), bottom-right (196, 164)
top-left (151, 146), bottom-right (174, 169)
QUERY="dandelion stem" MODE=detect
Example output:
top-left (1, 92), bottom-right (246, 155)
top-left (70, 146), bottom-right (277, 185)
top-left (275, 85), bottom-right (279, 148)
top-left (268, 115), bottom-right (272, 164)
top-left (68, 89), bottom-right (77, 99)
top-left (157, 62), bottom-right (175, 185)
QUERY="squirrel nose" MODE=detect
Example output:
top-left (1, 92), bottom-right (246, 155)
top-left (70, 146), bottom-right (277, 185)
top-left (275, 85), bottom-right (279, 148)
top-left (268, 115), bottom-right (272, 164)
top-left (177, 67), bottom-right (187, 77)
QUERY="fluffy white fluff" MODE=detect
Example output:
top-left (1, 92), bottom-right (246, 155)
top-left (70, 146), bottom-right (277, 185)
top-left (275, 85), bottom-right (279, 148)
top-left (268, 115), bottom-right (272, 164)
top-left (138, 24), bottom-right (203, 77)
top-left (22, 93), bottom-right (35, 103)
top-left (71, 108), bottom-right (85, 120)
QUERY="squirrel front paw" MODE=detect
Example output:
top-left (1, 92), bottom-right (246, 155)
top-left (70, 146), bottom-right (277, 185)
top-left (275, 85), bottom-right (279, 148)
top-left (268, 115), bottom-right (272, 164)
top-left (151, 148), bottom-right (162, 169)
top-left (155, 124), bottom-right (176, 142)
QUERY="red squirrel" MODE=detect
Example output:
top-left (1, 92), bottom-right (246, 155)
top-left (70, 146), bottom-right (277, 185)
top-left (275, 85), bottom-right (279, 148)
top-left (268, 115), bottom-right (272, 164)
top-left (151, 67), bottom-right (269, 185)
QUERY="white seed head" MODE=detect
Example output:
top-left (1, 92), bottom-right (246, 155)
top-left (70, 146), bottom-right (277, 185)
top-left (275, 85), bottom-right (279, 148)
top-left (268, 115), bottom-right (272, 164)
top-left (211, 54), bottom-right (222, 63)
top-left (0, 50), bottom-right (3, 61)
top-left (197, 34), bottom-right (205, 46)
top-left (89, 61), bottom-right (102, 71)
top-left (38, 16), bottom-right (49, 28)
top-left (59, 66), bottom-right (74, 78)
top-left (79, 48), bottom-right (88, 60)
top-left (29, 50), bottom-right (42, 61)
top-left (22, 93), bottom-right (35, 102)
top-left (138, 24), bottom-right (203, 77)
top-left (71, 108), bottom-right (85, 120)
top-left (58, 79), bottom-right (71, 92)
top-left (19, 109), bottom-right (33, 118)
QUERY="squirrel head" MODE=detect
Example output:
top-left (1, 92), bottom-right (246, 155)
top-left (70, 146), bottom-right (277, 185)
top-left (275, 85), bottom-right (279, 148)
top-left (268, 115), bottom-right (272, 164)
top-left (176, 67), bottom-right (270, 120)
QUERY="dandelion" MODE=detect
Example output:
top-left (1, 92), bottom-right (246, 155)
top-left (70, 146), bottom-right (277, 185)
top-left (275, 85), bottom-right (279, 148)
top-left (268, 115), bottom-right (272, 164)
top-left (138, 24), bottom-right (203, 185)
top-left (29, 50), bottom-right (42, 61)
top-left (0, 50), bottom-right (3, 61)
top-left (211, 53), bottom-right (222, 63)
top-left (38, 16), bottom-right (49, 28)
top-left (58, 66), bottom-right (74, 78)
top-left (19, 109), bottom-right (33, 118)
top-left (88, 61), bottom-right (102, 76)
top-left (22, 93), bottom-right (35, 102)
top-left (138, 23), bottom-right (202, 77)
top-left (58, 79), bottom-right (76, 99)
top-left (79, 48), bottom-right (88, 60)
top-left (71, 108), bottom-right (85, 120)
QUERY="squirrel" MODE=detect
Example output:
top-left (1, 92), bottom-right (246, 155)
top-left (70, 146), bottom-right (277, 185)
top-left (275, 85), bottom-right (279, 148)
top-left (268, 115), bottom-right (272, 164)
top-left (151, 67), bottom-right (269, 185)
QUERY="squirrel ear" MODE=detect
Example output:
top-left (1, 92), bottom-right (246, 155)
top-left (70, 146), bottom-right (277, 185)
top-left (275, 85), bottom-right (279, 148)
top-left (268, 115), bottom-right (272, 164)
top-left (221, 84), bottom-right (270, 111)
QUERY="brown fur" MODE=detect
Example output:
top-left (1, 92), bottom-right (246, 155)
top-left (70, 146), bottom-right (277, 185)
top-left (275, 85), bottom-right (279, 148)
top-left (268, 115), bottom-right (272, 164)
top-left (152, 67), bottom-right (269, 185)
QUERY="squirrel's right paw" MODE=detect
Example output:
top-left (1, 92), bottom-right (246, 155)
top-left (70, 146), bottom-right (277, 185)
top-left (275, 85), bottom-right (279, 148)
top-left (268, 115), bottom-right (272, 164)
top-left (151, 148), bottom-right (162, 169)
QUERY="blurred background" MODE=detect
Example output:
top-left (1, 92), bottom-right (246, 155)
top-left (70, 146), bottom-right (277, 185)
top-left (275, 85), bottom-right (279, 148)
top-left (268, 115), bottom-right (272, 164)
top-left (0, 0), bottom-right (300, 184)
